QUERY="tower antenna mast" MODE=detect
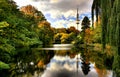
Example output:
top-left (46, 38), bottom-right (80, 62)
top-left (76, 7), bottom-right (79, 30)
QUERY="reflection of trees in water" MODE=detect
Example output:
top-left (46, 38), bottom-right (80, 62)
top-left (75, 54), bottom-right (90, 76)
top-left (95, 67), bottom-right (108, 77)
top-left (81, 61), bottom-right (90, 75)
top-left (72, 46), bottom-right (113, 76)
top-left (10, 50), bottom-right (55, 77)
top-left (80, 48), bottom-right (91, 75)
top-left (10, 45), bottom-right (114, 77)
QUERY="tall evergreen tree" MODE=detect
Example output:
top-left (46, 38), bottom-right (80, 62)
top-left (81, 16), bottom-right (90, 31)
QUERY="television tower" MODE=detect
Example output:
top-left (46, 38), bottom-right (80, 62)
top-left (76, 8), bottom-right (80, 30)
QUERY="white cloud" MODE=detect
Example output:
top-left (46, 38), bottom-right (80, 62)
top-left (50, 10), bottom-right (62, 19)
top-left (52, 20), bottom-right (66, 28)
top-left (63, 10), bottom-right (76, 18)
top-left (14, 0), bottom-right (93, 29)
top-left (50, 0), bottom-right (60, 3)
top-left (14, 0), bottom-right (38, 7)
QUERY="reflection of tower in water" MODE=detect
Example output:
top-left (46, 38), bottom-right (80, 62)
top-left (75, 7), bottom-right (80, 77)
top-left (75, 7), bottom-right (90, 77)
top-left (76, 54), bottom-right (79, 77)
top-left (76, 55), bottom-right (79, 75)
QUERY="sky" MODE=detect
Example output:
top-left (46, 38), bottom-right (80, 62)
top-left (13, 0), bottom-right (93, 30)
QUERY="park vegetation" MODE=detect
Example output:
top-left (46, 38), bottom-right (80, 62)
top-left (0, 0), bottom-right (79, 76)
top-left (92, 0), bottom-right (120, 76)
top-left (73, 0), bottom-right (120, 76)
top-left (0, 0), bottom-right (120, 77)
top-left (0, 0), bottom-right (54, 76)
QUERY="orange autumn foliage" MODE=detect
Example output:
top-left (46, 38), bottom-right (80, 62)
top-left (38, 21), bottom-right (51, 28)
top-left (84, 28), bottom-right (94, 44)
top-left (37, 60), bottom-right (45, 68)
top-left (20, 5), bottom-right (37, 16)
top-left (67, 26), bottom-right (79, 34)
top-left (95, 68), bottom-right (108, 77)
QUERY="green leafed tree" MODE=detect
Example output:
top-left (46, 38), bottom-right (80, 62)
top-left (0, 0), bottom-right (52, 76)
top-left (37, 21), bottom-right (54, 46)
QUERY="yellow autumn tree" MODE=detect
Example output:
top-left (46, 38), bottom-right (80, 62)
top-left (60, 33), bottom-right (69, 43)
top-left (84, 28), bottom-right (94, 44)
top-left (37, 21), bottom-right (54, 46)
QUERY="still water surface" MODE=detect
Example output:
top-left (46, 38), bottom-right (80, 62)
top-left (18, 44), bottom-right (114, 77)
top-left (41, 55), bottom-right (113, 77)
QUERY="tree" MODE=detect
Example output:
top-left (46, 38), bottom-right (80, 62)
top-left (81, 16), bottom-right (90, 31)
top-left (91, 0), bottom-right (120, 76)
top-left (91, 0), bottom-right (101, 28)
top-left (56, 28), bottom-right (67, 33)
top-left (0, 0), bottom-right (50, 76)
top-left (54, 33), bottom-right (62, 44)
top-left (84, 28), bottom-right (94, 44)
top-left (37, 21), bottom-right (54, 46)
top-left (54, 32), bottom-right (75, 44)
top-left (20, 5), bottom-right (46, 22)
top-left (67, 26), bottom-right (79, 34)
top-left (92, 24), bottom-right (102, 43)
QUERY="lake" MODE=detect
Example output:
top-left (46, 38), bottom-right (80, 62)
top-left (15, 44), bottom-right (115, 77)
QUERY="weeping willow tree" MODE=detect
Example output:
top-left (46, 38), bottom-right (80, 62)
top-left (91, 0), bottom-right (101, 28)
top-left (111, 0), bottom-right (120, 76)
top-left (92, 0), bottom-right (120, 76)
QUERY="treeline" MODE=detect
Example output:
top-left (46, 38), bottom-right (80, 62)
top-left (0, 0), bottom-right (55, 76)
top-left (54, 26), bottom-right (79, 44)
top-left (92, 0), bottom-right (120, 76)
